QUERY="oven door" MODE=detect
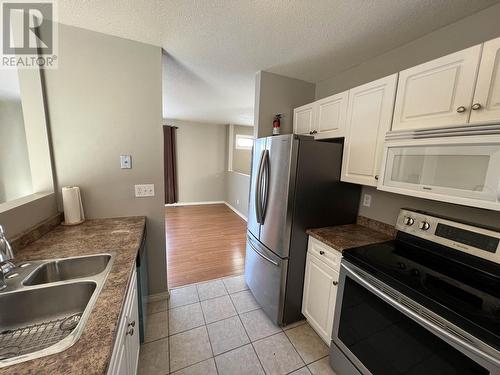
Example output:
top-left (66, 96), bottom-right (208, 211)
top-left (331, 261), bottom-right (500, 375)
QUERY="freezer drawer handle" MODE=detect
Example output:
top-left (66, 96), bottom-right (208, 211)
top-left (248, 239), bottom-right (279, 266)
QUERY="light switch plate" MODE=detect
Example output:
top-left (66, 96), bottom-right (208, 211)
top-left (135, 184), bottom-right (155, 197)
top-left (120, 155), bottom-right (132, 169)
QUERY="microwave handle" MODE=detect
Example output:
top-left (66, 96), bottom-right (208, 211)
top-left (342, 263), bottom-right (500, 367)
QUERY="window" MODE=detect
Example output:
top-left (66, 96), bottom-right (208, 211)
top-left (235, 134), bottom-right (254, 150)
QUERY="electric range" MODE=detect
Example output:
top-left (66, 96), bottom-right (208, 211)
top-left (330, 209), bottom-right (500, 375)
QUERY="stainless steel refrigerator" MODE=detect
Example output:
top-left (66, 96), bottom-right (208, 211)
top-left (245, 134), bottom-right (360, 326)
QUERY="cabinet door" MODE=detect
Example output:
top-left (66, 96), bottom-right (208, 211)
top-left (392, 45), bottom-right (482, 131)
top-left (114, 339), bottom-right (129, 375)
top-left (108, 317), bottom-right (129, 375)
top-left (293, 103), bottom-right (315, 135)
top-left (315, 91), bottom-right (348, 139)
top-left (302, 253), bottom-right (338, 345)
top-left (341, 74), bottom-right (398, 186)
top-left (126, 284), bottom-right (140, 375)
top-left (470, 37), bottom-right (500, 123)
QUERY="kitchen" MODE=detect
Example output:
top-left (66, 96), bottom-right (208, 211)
top-left (1, 1), bottom-right (500, 375)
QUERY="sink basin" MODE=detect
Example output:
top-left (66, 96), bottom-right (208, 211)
top-left (0, 282), bottom-right (96, 329)
top-left (0, 282), bottom-right (96, 362)
top-left (0, 253), bottom-right (113, 367)
top-left (23, 254), bottom-right (111, 285)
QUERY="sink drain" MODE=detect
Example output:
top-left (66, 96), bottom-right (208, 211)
top-left (59, 314), bottom-right (81, 331)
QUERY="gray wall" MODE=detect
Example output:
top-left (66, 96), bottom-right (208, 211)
top-left (316, 3), bottom-right (500, 99)
top-left (225, 171), bottom-right (250, 219)
top-left (43, 24), bottom-right (167, 294)
top-left (255, 71), bottom-right (315, 137)
top-left (314, 3), bottom-right (500, 227)
top-left (231, 125), bottom-right (253, 175)
top-left (166, 119), bottom-right (227, 203)
top-left (0, 194), bottom-right (58, 238)
top-left (359, 186), bottom-right (500, 230)
top-left (0, 100), bottom-right (32, 203)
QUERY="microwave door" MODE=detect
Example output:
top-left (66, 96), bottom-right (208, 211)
top-left (378, 137), bottom-right (500, 211)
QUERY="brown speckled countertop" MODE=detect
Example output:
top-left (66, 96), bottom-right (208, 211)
top-left (306, 222), bottom-right (393, 253)
top-left (1, 216), bottom-right (146, 375)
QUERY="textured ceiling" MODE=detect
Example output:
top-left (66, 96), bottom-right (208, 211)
top-left (57, 0), bottom-right (499, 125)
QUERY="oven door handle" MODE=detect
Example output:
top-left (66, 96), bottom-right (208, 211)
top-left (342, 263), bottom-right (500, 367)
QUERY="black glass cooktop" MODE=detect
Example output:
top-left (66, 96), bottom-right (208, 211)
top-left (343, 232), bottom-right (500, 351)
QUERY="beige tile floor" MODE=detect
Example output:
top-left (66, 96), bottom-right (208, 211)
top-left (138, 274), bottom-right (336, 375)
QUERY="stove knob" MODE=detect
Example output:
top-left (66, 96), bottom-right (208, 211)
top-left (419, 221), bottom-right (431, 231)
top-left (403, 216), bottom-right (414, 226)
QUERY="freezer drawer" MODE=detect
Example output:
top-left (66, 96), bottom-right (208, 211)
top-left (244, 233), bottom-right (288, 325)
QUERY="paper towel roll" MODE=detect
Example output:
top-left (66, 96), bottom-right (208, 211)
top-left (62, 186), bottom-right (85, 225)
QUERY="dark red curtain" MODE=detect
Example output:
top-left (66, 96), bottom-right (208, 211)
top-left (163, 125), bottom-right (178, 204)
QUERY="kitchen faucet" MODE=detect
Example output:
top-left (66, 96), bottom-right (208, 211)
top-left (0, 225), bottom-right (15, 290)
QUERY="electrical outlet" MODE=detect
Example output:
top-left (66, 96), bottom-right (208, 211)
top-left (363, 194), bottom-right (372, 207)
top-left (135, 184), bottom-right (155, 197)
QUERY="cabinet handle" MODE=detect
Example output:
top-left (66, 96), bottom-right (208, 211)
top-left (311, 130), bottom-right (318, 135)
top-left (128, 320), bottom-right (136, 328)
top-left (471, 103), bottom-right (482, 110)
top-left (126, 328), bottom-right (134, 336)
top-left (374, 175), bottom-right (379, 180)
top-left (319, 250), bottom-right (325, 255)
top-left (456, 106), bottom-right (467, 113)
top-left (333, 281), bottom-right (338, 286)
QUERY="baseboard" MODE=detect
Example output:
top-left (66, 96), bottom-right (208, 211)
top-left (224, 202), bottom-right (248, 222)
top-left (165, 201), bottom-right (225, 207)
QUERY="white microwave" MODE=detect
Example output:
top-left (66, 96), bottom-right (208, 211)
top-left (378, 133), bottom-right (500, 211)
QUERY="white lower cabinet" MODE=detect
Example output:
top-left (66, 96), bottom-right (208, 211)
top-left (302, 237), bottom-right (340, 345)
top-left (108, 269), bottom-right (140, 375)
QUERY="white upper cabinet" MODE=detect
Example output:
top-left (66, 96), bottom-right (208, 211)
top-left (293, 103), bottom-right (315, 135)
top-left (314, 91), bottom-right (348, 139)
top-left (293, 91), bottom-right (348, 139)
top-left (341, 74), bottom-right (398, 186)
top-left (392, 45), bottom-right (482, 131)
top-left (470, 38), bottom-right (500, 123)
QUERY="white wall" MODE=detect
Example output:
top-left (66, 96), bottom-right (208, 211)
top-left (255, 71), bottom-right (315, 137)
top-left (314, 3), bottom-right (500, 227)
top-left (166, 119), bottom-right (227, 203)
top-left (0, 100), bottom-right (32, 203)
top-left (43, 24), bottom-right (167, 294)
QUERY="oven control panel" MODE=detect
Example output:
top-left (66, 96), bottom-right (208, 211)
top-left (396, 209), bottom-right (500, 265)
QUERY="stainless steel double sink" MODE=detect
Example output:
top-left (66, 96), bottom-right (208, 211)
top-left (0, 254), bottom-right (114, 367)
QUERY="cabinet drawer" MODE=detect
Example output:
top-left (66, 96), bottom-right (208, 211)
top-left (308, 236), bottom-right (342, 271)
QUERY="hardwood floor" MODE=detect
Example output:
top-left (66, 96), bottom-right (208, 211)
top-left (166, 204), bottom-right (247, 288)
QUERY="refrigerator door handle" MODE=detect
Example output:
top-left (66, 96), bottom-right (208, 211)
top-left (261, 150), bottom-right (270, 223)
top-left (255, 150), bottom-right (266, 224)
top-left (248, 237), bottom-right (279, 266)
